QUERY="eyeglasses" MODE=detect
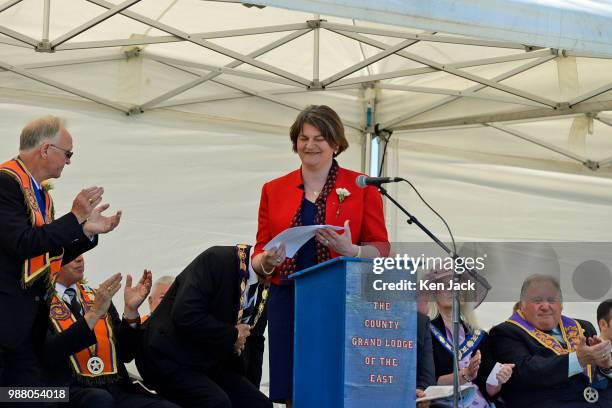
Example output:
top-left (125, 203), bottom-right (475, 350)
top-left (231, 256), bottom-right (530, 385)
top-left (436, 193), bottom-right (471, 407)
top-left (49, 144), bottom-right (74, 160)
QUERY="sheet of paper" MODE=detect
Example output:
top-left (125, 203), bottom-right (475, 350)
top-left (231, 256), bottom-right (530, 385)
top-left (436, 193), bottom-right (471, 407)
top-left (486, 362), bottom-right (503, 386)
top-left (263, 225), bottom-right (344, 258)
top-left (416, 385), bottom-right (474, 402)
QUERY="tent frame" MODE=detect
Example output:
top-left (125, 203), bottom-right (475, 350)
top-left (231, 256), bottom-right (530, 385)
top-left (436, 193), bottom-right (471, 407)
top-left (1, 0), bottom-right (612, 171)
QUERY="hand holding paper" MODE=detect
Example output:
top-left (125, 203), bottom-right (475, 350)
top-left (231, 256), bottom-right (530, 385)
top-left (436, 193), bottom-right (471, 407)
top-left (264, 225), bottom-right (344, 258)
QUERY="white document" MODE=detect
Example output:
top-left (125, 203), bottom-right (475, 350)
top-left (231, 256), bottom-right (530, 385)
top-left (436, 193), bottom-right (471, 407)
top-left (263, 225), bottom-right (344, 258)
top-left (486, 362), bottom-right (504, 386)
top-left (416, 385), bottom-right (475, 403)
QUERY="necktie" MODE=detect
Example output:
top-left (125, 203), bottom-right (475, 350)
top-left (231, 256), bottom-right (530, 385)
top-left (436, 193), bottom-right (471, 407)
top-left (63, 288), bottom-right (83, 317)
top-left (241, 283), bottom-right (259, 324)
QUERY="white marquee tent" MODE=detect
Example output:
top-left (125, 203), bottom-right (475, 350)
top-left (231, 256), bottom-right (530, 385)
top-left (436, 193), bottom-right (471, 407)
top-left (2, 0), bottom-right (612, 390)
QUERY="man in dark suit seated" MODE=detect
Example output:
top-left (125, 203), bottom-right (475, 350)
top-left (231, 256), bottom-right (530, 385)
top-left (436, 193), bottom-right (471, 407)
top-left (0, 115), bottom-right (121, 387)
top-left (596, 300), bottom-right (612, 386)
top-left (136, 245), bottom-right (272, 408)
top-left (490, 274), bottom-right (612, 408)
top-left (43, 255), bottom-right (179, 408)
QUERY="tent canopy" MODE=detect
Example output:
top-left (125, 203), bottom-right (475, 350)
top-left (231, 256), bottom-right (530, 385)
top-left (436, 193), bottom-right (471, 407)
top-left (1, 0), bottom-right (612, 176)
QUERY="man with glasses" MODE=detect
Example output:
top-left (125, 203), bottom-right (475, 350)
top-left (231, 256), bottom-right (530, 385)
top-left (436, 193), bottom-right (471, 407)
top-left (0, 115), bottom-right (122, 388)
top-left (489, 275), bottom-right (612, 407)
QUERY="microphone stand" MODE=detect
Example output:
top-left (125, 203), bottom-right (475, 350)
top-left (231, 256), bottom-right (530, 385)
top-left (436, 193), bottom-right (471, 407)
top-left (378, 184), bottom-right (490, 408)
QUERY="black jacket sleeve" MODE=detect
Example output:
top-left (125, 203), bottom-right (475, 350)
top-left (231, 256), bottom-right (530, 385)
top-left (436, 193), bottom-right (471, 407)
top-left (489, 322), bottom-right (570, 390)
top-left (108, 302), bottom-right (142, 363)
top-left (0, 173), bottom-right (94, 261)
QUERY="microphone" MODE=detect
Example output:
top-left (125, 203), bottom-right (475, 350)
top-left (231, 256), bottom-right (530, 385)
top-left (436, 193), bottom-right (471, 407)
top-left (355, 175), bottom-right (403, 188)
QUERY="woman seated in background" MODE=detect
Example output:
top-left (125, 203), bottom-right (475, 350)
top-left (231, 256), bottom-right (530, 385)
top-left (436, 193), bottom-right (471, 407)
top-left (426, 267), bottom-right (514, 407)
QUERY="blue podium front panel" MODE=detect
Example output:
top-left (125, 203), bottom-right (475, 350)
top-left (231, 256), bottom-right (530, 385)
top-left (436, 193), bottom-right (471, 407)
top-left (292, 258), bottom-right (346, 408)
top-left (344, 261), bottom-right (416, 408)
top-left (291, 258), bottom-right (417, 408)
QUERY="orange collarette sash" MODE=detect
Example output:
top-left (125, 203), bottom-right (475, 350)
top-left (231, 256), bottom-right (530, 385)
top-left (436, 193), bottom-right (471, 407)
top-left (49, 283), bottom-right (119, 384)
top-left (0, 158), bottom-right (63, 286)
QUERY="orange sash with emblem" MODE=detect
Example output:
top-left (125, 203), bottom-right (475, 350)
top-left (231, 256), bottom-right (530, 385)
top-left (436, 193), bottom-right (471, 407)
top-left (0, 158), bottom-right (63, 286)
top-left (49, 283), bottom-right (119, 384)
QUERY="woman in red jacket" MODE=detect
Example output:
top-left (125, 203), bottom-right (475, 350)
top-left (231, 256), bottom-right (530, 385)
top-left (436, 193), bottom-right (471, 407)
top-left (251, 105), bottom-right (389, 405)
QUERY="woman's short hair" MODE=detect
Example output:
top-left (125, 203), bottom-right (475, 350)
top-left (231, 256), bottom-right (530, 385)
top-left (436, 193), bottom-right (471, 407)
top-left (289, 105), bottom-right (349, 157)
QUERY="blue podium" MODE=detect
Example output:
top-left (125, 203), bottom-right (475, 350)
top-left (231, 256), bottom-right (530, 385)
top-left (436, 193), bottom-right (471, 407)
top-left (290, 257), bottom-right (417, 408)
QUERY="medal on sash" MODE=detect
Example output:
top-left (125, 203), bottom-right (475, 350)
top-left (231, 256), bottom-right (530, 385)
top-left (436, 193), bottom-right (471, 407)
top-left (583, 365), bottom-right (599, 403)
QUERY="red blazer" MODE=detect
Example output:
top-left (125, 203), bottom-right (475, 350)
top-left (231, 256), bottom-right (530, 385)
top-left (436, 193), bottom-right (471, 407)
top-left (254, 166), bottom-right (389, 284)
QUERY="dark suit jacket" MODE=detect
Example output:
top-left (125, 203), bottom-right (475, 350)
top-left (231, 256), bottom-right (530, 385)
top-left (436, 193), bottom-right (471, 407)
top-left (42, 299), bottom-right (140, 387)
top-left (430, 316), bottom-right (496, 402)
top-left (490, 318), bottom-right (612, 408)
top-left (136, 246), bottom-right (267, 388)
top-left (417, 313), bottom-right (436, 390)
top-left (0, 173), bottom-right (96, 351)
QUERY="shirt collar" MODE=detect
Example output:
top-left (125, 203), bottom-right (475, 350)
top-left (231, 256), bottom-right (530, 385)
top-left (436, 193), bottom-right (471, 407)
top-left (55, 281), bottom-right (78, 300)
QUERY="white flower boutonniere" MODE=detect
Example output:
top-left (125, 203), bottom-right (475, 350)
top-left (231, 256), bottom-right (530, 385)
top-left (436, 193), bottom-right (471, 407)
top-left (335, 187), bottom-right (351, 216)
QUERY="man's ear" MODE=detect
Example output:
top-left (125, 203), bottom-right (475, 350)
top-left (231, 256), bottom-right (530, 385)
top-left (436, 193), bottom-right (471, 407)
top-left (599, 318), bottom-right (609, 331)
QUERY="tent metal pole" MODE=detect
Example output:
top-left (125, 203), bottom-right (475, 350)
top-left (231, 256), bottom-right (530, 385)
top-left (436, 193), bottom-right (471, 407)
top-left (154, 85), bottom-right (359, 109)
top-left (55, 23), bottom-right (310, 50)
top-left (595, 116), bottom-right (612, 128)
top-left (321, 38), bottom-right (420, 87)
top-left (313, 14), bottom-right (320, 87)
top-left (320, 22), bottom-right (526, 49)
top-left (599, 157), bottom-right (612, 169)
top-left (51, 0), bottom-right (141, 48)
top-left (487, 123), bottom-right (594, 167)
top-left (146, 53), bottom-right (300, 86)
top-left (0, 26), bottom-right (39, 47)
top-left (569, 82), bottom-right (612, 107)
top-left (395, 99), bottom-right (612, 130)
top-left (328, 28), bottom-right (558, 107)
top-left (0, 37), bottom-right (30, 48)
top-left (0, 54), bottom-right (126, 72)
top-left (0, 60), bottom-right (130, 113)
top-left (327, 48), bottom-right (553, 88)
top-left (139, 28), bottom-right (310, 110)
top-left (209, 77), bottom-right (363, 131)
top-left (384, 55), bottom-right (557, 128)
top-left (332, 30), bottom-right (556, 84)
top-left (377, 84), bottom-right (545, 107)
top-left (0, 0), bottom-right (22, 13)
top-left (42, 0), bottom-right (50, 42)
top-left (85, 0), bottom-right (311, 87)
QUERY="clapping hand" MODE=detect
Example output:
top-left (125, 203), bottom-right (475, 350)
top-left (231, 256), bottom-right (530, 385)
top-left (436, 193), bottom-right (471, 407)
top-left (586, 336), bottom-right (612, 368)
top-left (466, 350), bottom-right (481, 381)
top-left (71, 186), bottom-right (104, 224)
top-left (578, 336), bottom-right (612, 368)
top-left (83, 204), bottom-right (122, 236)
top-left (124, 269), bottom-right (152, 313)
top-left (84, 273), bottom-right (122, 329)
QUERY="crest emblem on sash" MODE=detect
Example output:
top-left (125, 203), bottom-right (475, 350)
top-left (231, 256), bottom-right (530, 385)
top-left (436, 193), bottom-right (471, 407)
top-left (87, 357), bottom-right (104, 375)
top-left (50, 303), bottom-right (70, 321)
